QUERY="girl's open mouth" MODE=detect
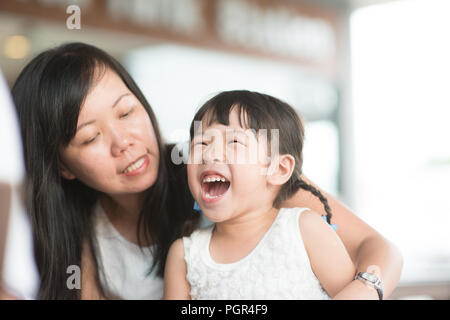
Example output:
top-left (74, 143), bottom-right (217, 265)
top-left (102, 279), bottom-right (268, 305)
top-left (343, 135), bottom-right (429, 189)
top-left (200, 173), bottom-right (231, 203)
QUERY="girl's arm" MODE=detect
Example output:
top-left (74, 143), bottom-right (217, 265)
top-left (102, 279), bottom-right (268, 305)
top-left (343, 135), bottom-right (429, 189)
top-left (283, 175), bottom-right (403, 299)
top-left (299, 210), bottom-right (356, 298)
top-left (164, 238), bottom-right (191, 300)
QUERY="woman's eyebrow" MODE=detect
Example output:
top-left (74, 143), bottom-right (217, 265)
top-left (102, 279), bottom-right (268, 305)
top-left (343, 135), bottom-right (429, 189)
top-left (76, 93), bottom-right (132, 132)
top-left (76, 120), bottom-right (96, 133)
top-left (111, 93), bottom-right (132, 109)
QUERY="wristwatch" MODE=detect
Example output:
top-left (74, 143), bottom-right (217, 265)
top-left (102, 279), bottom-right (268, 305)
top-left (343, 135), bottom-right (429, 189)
top-left (354, 272), bottom-right (383, 300)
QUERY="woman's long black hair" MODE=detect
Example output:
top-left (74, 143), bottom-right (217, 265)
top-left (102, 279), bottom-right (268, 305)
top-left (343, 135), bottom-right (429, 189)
top-left (12, 42), bottom-right (199, 299)
top-left (190, 90), bottom-right (333, 224)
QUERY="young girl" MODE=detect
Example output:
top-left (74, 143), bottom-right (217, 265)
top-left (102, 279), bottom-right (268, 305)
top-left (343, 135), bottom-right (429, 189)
top-left (164, 90), bottom-right (356, 299)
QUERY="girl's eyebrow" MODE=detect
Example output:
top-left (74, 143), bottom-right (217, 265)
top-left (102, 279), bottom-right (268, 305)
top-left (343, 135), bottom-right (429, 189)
top-left (228, 128), bottom-right (247, 134)
top-left (76, 93), bottom-right (131, 132)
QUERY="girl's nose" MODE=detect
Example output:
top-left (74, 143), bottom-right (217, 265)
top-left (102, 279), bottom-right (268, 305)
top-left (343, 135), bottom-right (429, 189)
top-left (203, 143), bottom-right (224, 164)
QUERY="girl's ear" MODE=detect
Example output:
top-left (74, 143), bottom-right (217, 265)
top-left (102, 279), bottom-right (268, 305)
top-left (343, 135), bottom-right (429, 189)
top-left (266, 154), bottom-right (295, 186)
top-left (60, 162), bottom-right (76, 180)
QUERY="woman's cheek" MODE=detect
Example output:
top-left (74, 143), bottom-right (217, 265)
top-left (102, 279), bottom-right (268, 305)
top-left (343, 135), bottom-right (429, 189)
top-left (132, 108), bottom-right (151, 131)
top-left (75, 148), bottom-right (113, 180)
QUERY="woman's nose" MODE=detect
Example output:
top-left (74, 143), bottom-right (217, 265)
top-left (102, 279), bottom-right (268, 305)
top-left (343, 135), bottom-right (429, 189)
top-left (111, 131), bottom-right (134, 157)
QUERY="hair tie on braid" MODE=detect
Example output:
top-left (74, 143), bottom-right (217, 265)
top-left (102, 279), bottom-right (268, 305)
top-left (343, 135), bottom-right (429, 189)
top-left (295, 178), bottom-right (333, 225)
top-left (321, 215), bottom-right (338, 231)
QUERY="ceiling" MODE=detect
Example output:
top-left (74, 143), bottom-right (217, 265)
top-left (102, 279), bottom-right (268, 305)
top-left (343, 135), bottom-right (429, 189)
top-left (299, 0), bottom-right (401, 9)
top-left (348, 0), bottom-right (400, 8)
top-left (0, 0), bottom-right (403, 86)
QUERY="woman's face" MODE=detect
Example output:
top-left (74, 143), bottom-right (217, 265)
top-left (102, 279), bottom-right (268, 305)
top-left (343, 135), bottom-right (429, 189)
top-left (59, 68), bottom-right (160, 196)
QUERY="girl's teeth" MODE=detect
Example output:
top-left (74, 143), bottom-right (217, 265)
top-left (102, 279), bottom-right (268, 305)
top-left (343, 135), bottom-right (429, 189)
top-left (203, 176), bottom-right (228, 183)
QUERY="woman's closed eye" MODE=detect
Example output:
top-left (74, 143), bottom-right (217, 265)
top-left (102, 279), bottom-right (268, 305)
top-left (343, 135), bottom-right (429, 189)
top-left (83, 133), bottom-right (99, 145)
top-left (119, 106), bottom-right (135, 119)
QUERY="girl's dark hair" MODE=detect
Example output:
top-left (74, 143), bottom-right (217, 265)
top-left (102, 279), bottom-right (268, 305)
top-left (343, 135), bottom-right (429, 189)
top-left (189, 90), bottom-right (332, 224)
top-left (12, 42), bottom-right (198, 299)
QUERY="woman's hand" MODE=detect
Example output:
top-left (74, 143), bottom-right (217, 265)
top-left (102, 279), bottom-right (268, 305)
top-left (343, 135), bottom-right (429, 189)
top-left (282, 175), bottom-right (403, 299)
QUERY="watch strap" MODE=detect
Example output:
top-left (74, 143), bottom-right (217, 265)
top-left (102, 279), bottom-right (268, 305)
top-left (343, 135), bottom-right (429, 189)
top-left (355, 272), bottom-right (383, 300)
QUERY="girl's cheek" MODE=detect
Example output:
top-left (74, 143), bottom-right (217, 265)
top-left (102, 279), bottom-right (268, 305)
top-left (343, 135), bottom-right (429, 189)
top-left (227, 146), bottom-right (248, 164)
top-left (187, 165), bottom-right (200, 192)
top-left (189, 146), bottom-right (203, 164)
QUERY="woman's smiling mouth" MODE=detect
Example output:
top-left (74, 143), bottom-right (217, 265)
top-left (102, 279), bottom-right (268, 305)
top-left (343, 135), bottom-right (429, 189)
top-left (121, 154), bottom-right (149, 176)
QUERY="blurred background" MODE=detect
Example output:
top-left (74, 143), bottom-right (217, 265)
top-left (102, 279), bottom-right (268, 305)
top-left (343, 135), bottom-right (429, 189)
top-left (0, 0), bottom-right (449, 299)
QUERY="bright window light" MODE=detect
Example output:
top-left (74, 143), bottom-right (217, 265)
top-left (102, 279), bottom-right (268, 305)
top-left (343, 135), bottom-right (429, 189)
top-left (351, 0), bottom-right (450, 283)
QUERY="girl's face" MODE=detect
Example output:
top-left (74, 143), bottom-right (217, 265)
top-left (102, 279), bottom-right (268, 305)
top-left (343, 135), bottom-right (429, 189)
top-left (59, 68), bottom-right (160, 196)
top-left (188, 108), bottom-right (275, 223)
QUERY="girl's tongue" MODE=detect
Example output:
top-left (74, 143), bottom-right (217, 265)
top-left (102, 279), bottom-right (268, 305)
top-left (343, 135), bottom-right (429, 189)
top-left (203, 180), bottom-right (231, 197)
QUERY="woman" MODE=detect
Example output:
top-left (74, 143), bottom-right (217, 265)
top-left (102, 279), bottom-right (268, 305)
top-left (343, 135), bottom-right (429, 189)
top-left (12, 42), bottom-right (402, 299)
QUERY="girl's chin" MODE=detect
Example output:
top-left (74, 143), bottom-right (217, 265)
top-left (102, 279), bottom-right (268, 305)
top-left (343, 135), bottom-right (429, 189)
top-left (201, 209), bottom-right (232, 223)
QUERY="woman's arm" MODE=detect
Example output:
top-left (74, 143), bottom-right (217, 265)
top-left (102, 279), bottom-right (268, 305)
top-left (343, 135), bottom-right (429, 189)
top-left (81, 240), bottom-right (105, 300)
top-left (164, 238), bottom-right (191, 300)
top-left (282, 175), bottom-right (403, 299)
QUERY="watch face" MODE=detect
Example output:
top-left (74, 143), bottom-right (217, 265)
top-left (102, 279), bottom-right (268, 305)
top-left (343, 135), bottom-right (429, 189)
top-left (363, 273), bottom-right (378, 283)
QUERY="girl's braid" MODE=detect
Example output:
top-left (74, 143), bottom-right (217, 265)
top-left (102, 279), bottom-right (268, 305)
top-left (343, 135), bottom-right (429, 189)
top-left (294, 178), bottom-right (333, 224)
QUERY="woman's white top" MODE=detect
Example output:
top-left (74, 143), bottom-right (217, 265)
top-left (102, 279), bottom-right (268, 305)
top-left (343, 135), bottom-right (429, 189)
top-left (1, 70), bottom-right (39, 299)
top-left (183, 207), bottom-right (330, 300)
top-left (92, 202), bottom-right (163, 299)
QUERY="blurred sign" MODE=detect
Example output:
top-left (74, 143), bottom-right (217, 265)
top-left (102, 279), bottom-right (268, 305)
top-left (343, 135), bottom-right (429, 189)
top-left (216, 0), bottom-right (336, 64)
top-left (0, 0), bottom-right (339, 73)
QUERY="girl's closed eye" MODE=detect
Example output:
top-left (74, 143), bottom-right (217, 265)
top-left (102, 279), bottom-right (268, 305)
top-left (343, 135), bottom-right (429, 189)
top-left (228, 136), bottom-right (247, 146)
top-left (229, 138), bottom-right (243, 144)
top-left (192, 137), bottom-right (207, 147)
